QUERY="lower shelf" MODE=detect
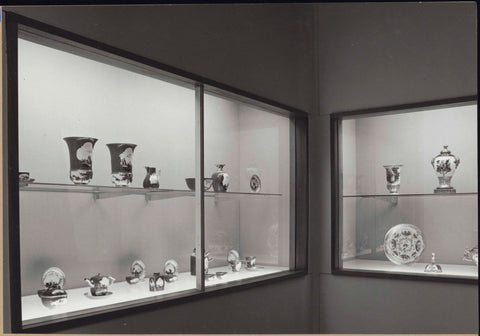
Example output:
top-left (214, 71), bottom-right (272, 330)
top-left (342, 259), bottom-right (478, 279)
top-left (21, 265), bottom-right (289, 327)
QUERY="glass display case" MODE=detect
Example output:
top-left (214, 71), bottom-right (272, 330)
top-left (331, 98), bottom-right (478, 281)
top-left (2, 13), bottom-right (308, 332)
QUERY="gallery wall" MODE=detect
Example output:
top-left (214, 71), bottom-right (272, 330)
top-left (311, 2), bottom-right (478, 334)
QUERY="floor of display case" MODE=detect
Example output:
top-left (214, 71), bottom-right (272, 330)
top-left (342, 259), bottom-right (478, 279)
top-left (21, 265), bottom-right (289, 327)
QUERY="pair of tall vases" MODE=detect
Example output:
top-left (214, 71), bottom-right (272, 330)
top-left (63, 137), bottom-right (137, 187)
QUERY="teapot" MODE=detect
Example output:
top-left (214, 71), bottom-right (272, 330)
top-left (85, 273), bottom-right (115, 296)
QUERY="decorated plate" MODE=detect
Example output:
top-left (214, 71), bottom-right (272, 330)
top-left (42, 267), bottom-right (66, 289)
top-left (384, 223), bottom-right (425, 265)
top-left (250, 174), bottom-right (261, 193)
top-left (227, 249), bottom-right (240, 264)
top-left (131, 260), bottom-right (146, 280)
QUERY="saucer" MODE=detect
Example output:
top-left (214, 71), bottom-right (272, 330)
top-left (84, 291), bottom-right (113, 299)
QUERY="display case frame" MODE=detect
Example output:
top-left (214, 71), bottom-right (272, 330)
top-left (331, 96), bottom-right (478, 284)
top-left (2, 11), bottom-right (309, 333)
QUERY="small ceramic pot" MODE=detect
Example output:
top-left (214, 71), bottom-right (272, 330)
top-left (230, 260), bottom-right (242, 272)
top-left (431, 146), bottom-right (460, 193)
top-left (143, 167), bottom-right (160, 188)
top-left (245, 256), bottom-right (256, 269)
top-left (185, 178), bottom-right (213, 191)
top-left (85, 274), bottom-right (115, 296)
top-left (211, 164), bottom-right (229, 192)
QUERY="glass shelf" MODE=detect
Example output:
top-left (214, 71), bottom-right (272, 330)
top-left (343, 192), bottom-right (478, 198)
top-left (19, 182), bottom-right (282, 201)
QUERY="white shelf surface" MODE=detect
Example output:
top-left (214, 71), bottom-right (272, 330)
top-left (22, 265), bottom-right (288, 326)
top-left (342, 259), bottom-right (478, 279)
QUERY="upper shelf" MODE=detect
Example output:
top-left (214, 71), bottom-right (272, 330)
top-left (19, 182), bottom-right (282, 201)
top-left (343, 192), bottom-right (478, 198)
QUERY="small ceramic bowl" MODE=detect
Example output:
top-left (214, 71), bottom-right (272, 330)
top-left (246, 256), bottom-right (256, 269)
top-left (185, 178), bottom-right (213, 191)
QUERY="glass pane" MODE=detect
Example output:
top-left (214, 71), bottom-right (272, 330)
top-left (18, 36), bottom-right (198, 327)
top-left (340, 103), bottom-right (478, 279)
top-left (203, 92), bottom-right (292, 288)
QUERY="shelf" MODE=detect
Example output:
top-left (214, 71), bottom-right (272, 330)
top-left (21, 265), bottom-right (289, 327)
top-left (343, 192), bottom-right (477, 198)
top-left (342, 259), bottom-right (478, 280)
top-left (19, 182), bottom-right (282, 202)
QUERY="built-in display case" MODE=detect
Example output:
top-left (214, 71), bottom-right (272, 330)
top-left (2, 13), bottom-right (308, 332)
top-left (331, 98), bottom-right (478, 282)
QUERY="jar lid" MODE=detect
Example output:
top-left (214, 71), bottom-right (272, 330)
top-left (439, 145), bottom-right (451, 155)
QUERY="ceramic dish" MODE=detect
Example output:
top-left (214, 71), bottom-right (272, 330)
top-left (384, 223), bottom-right (425, 265)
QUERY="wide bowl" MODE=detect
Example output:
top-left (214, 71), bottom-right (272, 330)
top-left (185, 178), bottom-right (213, 191)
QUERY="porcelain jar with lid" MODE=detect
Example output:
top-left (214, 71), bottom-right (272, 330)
top-left (431, 145), bottom-right (460, 193)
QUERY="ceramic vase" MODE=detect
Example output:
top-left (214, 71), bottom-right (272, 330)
top-left (211, 164), bottom-right (230, 192)
top-left (431, 145), bottom-right (460, 193)
top-left (106, 143), bottom-right (137, 186)
top-left (63, 137), bottom-right (98, 184)
top-left (143, 166), bottom-right (160, 188)
top-left (383, 164), bottom-right (402, 194)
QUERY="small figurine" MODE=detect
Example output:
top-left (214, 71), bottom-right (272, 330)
top-left (190, 248), bottom-right (212, 275)
top-left (149, 273), bottom-right (165, 291)
top-left (85, 273), bottom-right (115, 296)
top-left (424, 253), bottom-right (442, 273)
top-left (463, 245), bottom-right (478, 266)
top-left (230, 260), bottom-right (242, 272)
top-left (126, 260), bottom-right (146, 284)
top-left (164, 260), bottom-right (179, 283)
top-left (245, 256), bottom-right (257, 270)
top-left (227, 249), bottom-right (241, 272)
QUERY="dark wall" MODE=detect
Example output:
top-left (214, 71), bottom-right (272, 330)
top-left (311, 2), bottom-right (478, 334)
top-left (4, 4), bottom-right (315, 334)
top-left (8, 4), bottom-right (314, 114)
top-left (315, 2), bottom-right (477, 114)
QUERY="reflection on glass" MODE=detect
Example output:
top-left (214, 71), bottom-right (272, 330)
top-left (203, 92), bottom-right (292, 287)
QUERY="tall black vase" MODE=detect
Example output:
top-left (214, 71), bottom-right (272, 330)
top-left (63, 137), bottom-right (98, 184)
top-left (106, 143), bottom-right (137, 186)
